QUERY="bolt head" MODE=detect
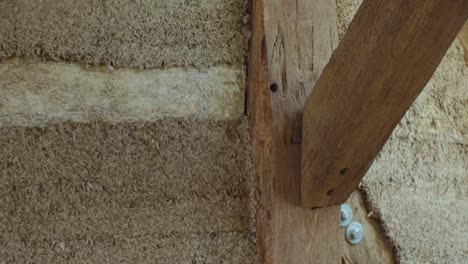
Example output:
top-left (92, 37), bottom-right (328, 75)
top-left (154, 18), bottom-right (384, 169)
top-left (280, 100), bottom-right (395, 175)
top-left (341, 210), bottom-right (350, 221)
top-left (350, 228), bottom-right (363, 240)
top-left (340, 204), bottom-right (353, 227)
top-left (346, 222), bottom-right (364, 245)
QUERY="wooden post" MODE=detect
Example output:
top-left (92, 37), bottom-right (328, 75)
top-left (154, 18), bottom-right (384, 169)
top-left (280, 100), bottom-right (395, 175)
top-left (247, 0), bottom-right (340, 263)
top-left (300, 0), bottom-right (468, 208)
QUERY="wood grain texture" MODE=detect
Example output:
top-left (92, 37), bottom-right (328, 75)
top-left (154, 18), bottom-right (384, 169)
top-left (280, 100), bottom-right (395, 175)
top-left (301, 0), bottom-right (468, 208)
top-left (343, 191), bottom-right (396, 264)
top-left (247, 0), bottom-right (340, 263)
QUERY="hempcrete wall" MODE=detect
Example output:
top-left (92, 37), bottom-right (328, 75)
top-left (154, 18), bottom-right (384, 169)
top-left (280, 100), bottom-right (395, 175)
top-left (0, 0), bottom-right (467, 263)
top-left (0, 0), bottom-right (256, 263)
top-left (338, 1), bottom-right (468, 263)
top-left (0, 0), bottom-right (249, 68)
top-left (0, 120), bottom-right (256, 263)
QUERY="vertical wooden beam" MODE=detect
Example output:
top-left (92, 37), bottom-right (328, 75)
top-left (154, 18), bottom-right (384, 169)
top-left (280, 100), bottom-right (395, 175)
top-left (301, 0), bottom-right (468, 208)
top-left (342, 192), bottom-right (396, 263)
top-left (247, 0), bottom-right (340, 263)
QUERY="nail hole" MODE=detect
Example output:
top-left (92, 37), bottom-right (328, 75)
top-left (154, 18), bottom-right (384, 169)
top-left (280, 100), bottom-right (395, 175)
top-left (340, 168), bottom-right (349, 175)
top-left (327, 189), bottom-right (334, 196)
top-left (269, 83), bottom-right (279, 92)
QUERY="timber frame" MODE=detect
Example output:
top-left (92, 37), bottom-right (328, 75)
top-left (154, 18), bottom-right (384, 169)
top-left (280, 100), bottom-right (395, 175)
top-left (300, 0), bottom-right (468, 208)
top-left (247, 0), bottom-right (340, 261)
top-left (247, 0), bottom-right (467, 263)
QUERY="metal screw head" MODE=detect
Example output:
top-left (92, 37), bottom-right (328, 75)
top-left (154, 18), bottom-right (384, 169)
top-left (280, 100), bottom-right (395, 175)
top-left (340, 204), bottom-right (353, 227)
top-left (346, 222), bottom-right (364, 245)
top-left (350, 228), bottom-right (362, 240)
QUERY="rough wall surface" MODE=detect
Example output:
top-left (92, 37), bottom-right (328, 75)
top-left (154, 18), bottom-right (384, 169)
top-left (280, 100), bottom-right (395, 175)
top-left (0, 0), bottom-right (249, 68)
top-left (0, 0), bottom-right (255, 263)
top-left (0, 59), bottom-right (245, 126)
top-left (337, 1), bottom-right (468, 263)
top-left (0, 119), bottom-right (256, 263)
top-left (0, 0), bottom-right (466, 263)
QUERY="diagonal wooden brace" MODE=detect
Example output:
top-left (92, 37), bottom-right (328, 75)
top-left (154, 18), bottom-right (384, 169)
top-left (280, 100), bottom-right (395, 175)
top-left (301, 0), bottom-right (468, 208)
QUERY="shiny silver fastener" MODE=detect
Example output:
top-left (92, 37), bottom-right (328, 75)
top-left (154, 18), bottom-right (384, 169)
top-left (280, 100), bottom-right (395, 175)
top-left (340, 204), bottom-right (353, 227)
top-left (346, 222), bottom-right (364, 245)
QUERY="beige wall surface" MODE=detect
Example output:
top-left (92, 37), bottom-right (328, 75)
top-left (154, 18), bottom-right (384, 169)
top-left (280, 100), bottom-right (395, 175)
top-left (338, 1), bottom-right (468, 263)
top-left (0, 1), bottom-right (255, 263)
top-left (0, 0), bottom-right (466, 263)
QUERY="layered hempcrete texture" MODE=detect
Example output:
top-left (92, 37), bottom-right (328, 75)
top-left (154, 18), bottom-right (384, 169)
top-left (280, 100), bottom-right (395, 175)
top-left (338, 1), bottom-right (468, 263)
top-left (0, 60), bottom-right (246, 125)
top-left (0, 119), bottom-right (257, 263)
top-left (1, 0), bottom-right (467, 263)
top-left (0, 0), bottom-right (256, 263)
top-left (0, 0), bottom-right (249, 68)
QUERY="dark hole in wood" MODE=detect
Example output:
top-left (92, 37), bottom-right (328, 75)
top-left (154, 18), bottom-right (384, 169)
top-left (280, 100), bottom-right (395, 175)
top-left (340, 168), bottom-right (349, 175)
top-left (269, 83), bottom-right (279, 92)
top-left (326, 189), bottom-right (334, 196)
